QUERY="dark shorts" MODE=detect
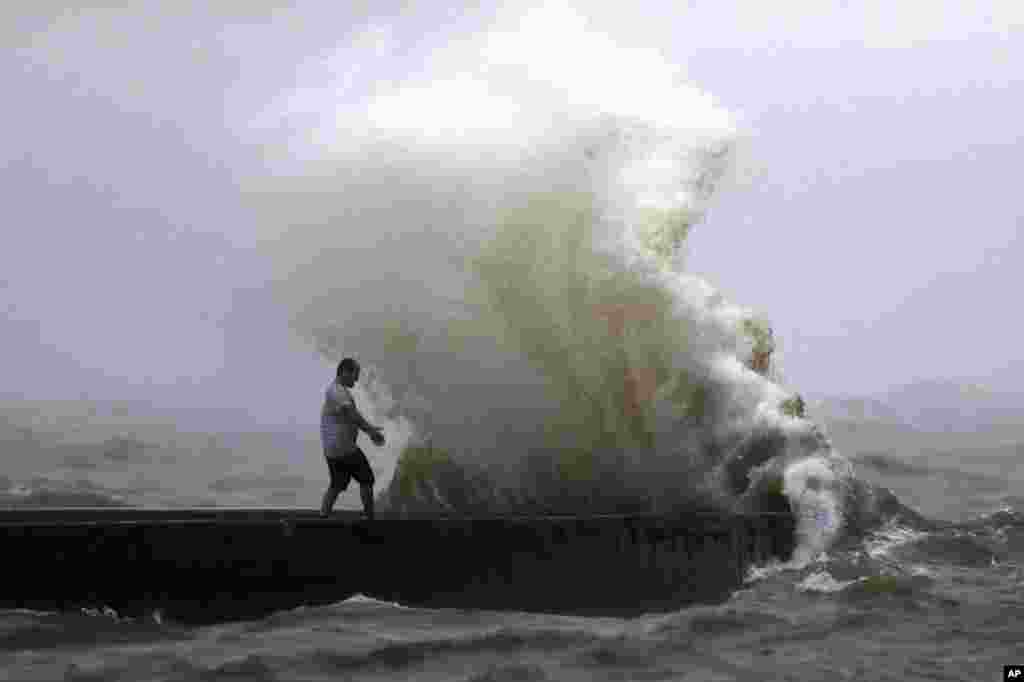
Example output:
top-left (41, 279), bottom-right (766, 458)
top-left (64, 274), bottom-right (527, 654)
top-left (325, 447), bottom-right (375, 489)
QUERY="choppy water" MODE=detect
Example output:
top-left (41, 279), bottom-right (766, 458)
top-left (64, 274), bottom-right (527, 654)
top-left (3, 468), bottom-right (1023, 682)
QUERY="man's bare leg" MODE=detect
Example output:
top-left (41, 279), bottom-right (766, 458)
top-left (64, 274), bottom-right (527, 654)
top-left (360, 484), bottom-right (375, 521)
top-left (321, 486), bottom-right (342, 517)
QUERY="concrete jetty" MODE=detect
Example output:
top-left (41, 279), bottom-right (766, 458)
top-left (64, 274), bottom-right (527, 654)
top-left (0, 508), bottom-right (795, 624)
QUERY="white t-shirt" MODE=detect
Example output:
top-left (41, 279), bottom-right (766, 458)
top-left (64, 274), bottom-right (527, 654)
top-left (320, 381), bottom-right (358, 456)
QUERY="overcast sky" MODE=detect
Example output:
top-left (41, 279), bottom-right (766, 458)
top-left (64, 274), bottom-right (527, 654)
top-left (2, 2), bottom-right (1021, 430)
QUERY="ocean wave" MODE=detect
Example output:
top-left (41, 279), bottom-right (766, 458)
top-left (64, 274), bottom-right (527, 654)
top-left (235, 594), bottom-right (418, 636)
top-left (310, 627), bottom-right (597, 672)
top-left (207, 473), bottom-right (310, 493)
top-left (0, 486), bottom-right (126, 508)
top-left (574, 636), bottom-right (671, 669)
top-left (837, 573), bottom-right (937, 604)
top-left (0, 608), bottom-right (187, 652)
top-left (864, 523), bottom-right (929, 560)
top-left (796, 571), bottom-right (859, 594)
top-left (465, 662), bottom-right (549, 682)
top-left (886, 532), bottom-right (1003, 568)
top-left (651, 605), bottom-right (790, 638)
top-left (855, 453), bottom-right (932, 477)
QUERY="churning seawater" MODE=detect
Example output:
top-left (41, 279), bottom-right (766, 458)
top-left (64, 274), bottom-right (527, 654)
top-left (3, 485), bottom-right (1022, 681)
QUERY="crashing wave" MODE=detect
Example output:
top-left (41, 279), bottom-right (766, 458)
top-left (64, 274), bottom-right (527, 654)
top-left (247, 4), bottom-right (899, 561)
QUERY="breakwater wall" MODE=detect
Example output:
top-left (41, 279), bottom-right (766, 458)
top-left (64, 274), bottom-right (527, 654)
top-left (0, 509), bottom-right (795, 624)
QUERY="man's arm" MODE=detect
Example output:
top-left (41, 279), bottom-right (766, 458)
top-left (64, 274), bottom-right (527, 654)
top-left (341, 404), bottom-right (379, 435)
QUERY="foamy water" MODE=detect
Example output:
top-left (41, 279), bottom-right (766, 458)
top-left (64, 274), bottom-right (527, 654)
top-left (5, 505), bottom-right (1022, 682)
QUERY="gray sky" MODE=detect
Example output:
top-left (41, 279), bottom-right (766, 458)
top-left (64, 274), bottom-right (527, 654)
top-left (2, 2), bottom-right (1021, 431)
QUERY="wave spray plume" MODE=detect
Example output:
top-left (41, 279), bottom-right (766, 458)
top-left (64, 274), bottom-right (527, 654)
top-left (244, 3), bottom-right (877, 563)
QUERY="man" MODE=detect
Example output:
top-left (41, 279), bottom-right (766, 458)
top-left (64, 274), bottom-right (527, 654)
top-left (320, 357), bottom-right (386, 519)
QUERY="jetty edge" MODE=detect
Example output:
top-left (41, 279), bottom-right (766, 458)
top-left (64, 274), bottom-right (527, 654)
top-left (0, 508), bottom-right (795, 624)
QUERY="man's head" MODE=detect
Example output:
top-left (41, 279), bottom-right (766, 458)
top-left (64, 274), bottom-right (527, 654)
top-left (337, 357), bottom-right (360, 387)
